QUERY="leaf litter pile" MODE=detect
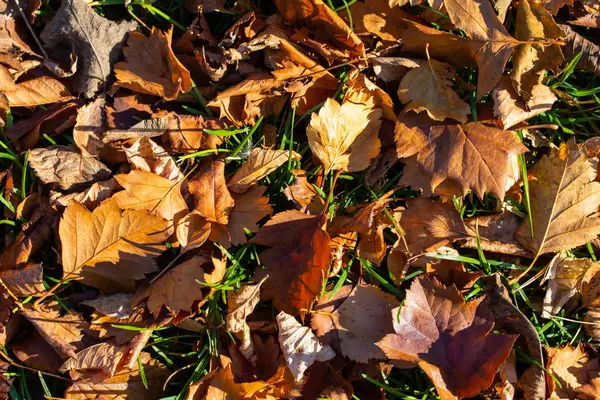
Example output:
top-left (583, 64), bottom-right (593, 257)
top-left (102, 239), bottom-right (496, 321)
top-left (1, 0), bottom-right (600, 398)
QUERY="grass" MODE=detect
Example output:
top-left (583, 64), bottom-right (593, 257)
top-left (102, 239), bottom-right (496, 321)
top-left (1, 0), bottom-right (600, 399)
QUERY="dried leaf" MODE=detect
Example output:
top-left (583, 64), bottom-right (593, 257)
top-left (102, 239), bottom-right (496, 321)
top-left (348, 0), bottom-right (415, 42)
top-left (252, 211), bottom-right (330, 317)
top-left (0, 262), bottom-right (45, 296)
top-left (227, 186), bottom-right (273, 246)
top-left (307, 98), bottom-right (382, 173)
top-left (377, 276), bottom-right (517, 399)
top-left (104, 115), bottom-right (171, 142)
top-left (560, 24), bottom-right (600, 76)
top-left (284, 169), bottom-right (318, 212)
top-left (312, 284), bottom-right (400, 363)
top-left (40, 0), bottom-right (136, 97)
top-left (188, 158), bottom-right (234, 226)
top-left (228, 148), bottom-right (301, 193)
top-left (114, 170), bottom-right (189, 221)
top-left (51, 178), bottom-right (120, 210)
top-left (546, 345), bottom-right (600, 400)
top-left (516, 140), bottom-right (600, 257)
top-left (59, 198), bottom-right (171, 292)
top-left (114, 27), bottom-right (193, 100)
top-left (277, 311), bottom-right (335, 381)
top-left (176, 210), bottom-right (211, 253)
top-left (463, 212), bottom-right (532, 257)
top-left (59, 342), bottom-right (124, 378)
top-left (3, 75), bottom-right (72, 107)
top-left (12, 333), bottom-right (63, 373)
top-left (397, 59), bottom-right (470, 123)
top-left (163, 114), bottom-right (225, 154)
top-left (29, 145), bottom-right (111, 191)
top-left (123, 137), bottom-right (183, 182)
top-left (73, 97), bottom-right (107, 157)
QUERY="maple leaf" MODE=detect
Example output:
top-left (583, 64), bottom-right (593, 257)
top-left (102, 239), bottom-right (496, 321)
top-left (59, 198), bottom-right (172, 292)
top-left (114, 27), bottom-right (193, 100)
top-left (377, 276), bottom-right (517, 400)
top-left (443, 0), bottom-right (520, 98)
top-left (311, 284), bottom-right (400, 363)
top-left (397, 59), bottom-right (470, 123)
top-left (396, 115), bottom-right (527, 200)
top-left (188, 157), bottom-right (234, 225)
top-left (29, 145), bottom-right (111, 191)
top-left (511, 0), bottom-right (565, 99)
top-left (251, 210), bottom-right (331, 317)
top-left (3, 75), bottom-right (73, 107)
top-left (113, 170), bottom-right (189, 222)
top-left (40, 0), bottom-right (136, 97)
top-left (516, 140), bottom-right (600, 257)
top-left (227, 148), bottom-right (301, 193)
top-left (307, 98), bottom-right (382, 173)
top-left (277, 311), bottom-right (335, 382)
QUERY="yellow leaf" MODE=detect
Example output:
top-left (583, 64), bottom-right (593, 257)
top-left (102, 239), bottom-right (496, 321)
top-left (228, 148), bottom-right (301, 193)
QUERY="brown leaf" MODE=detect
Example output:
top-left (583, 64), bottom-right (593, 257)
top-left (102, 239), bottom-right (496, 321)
top-left (103, 115), bottom-right (171, 142)
top-left (284, 169), bottom-right (318, 212)
top-left (51, 178), bottom-right (120, 210)
top-left (28, 145), bottom-right (111, 191)
top-left (560, 24), bottom-right (600, 76)
top-left (443, 0), bottom-right (520, 98)
top-left (463, 212), bottom-right (532, 257)
top-left (312, 284), bottom-right (400, 363)
top-left (3, 75), bottom-right (72, 107)
top-left (228, 148), bottom-right (301, 193)
top-left (183, 0), bottom-right (225, 13)
top-left (396, 117), bottom-right (527, 200)
top-left (162, 114), bottom-right (225, 154)
top-left (64, 352), bottom-right (168, 400)
top-left (114, 27), bottom-right (193, 100)
top-left (59, 342), bottom-right (124, 378)
top-left (348, 0), bottom-right (415, 42)
top-left (21, 305), bottom-right (87, 360)
top-left (542, 254), bottom-right (598, 317)
top-left (493, 77), bottom-right (557, 129)
top-left (59, 198), bottom-right (172, 292)
top-left (307, 98), bottom-right (382, 173)
top-left (227, 186), bottom-right (273, 246)
top-left (0, 361), bottom-right (11, 399)
top-left (0, 262), bottom-right (45, 296)
top-left (516, 140), bottom-right (600, 257)
top-left (252, 211), bottom-right (331, 317)
top-left (277, 311), bottom-right (335, 381)
top-left (369, 57), bottom-right (421, 83)
top-left (377, 276), bottom-right (517, 399)
top-left (188, 158), bottom-right (234, 225)
top-left (394, 197), bottom-right (468, 255)
top-left (275, 0), bottom-right (365, 60)
top-left (114, 170), bottom-right (189, 221)
top-left (397, 59), bottom-right (470, 123)
top-left (73, 97), bottom-right (107, 157)
top-left (133, 256), bottom-right (210, 318)
top-left (12, 334), bottom-right (63, 373)
top-left (123, 137), bottom-right (183, 182)
top-left (40, 0), bottom-right (135, 97)
top-left (546, 345), bottom-right (600, 400)
top-left (176, 210), bottom-right (211, 253)
top-left (343, 71), bottom-right (395, 121)
top-left (511, 0), bottom-right (565, 99)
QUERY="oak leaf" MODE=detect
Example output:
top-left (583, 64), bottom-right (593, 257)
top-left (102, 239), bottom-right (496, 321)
top-left (397, 59), bottom-right (470, 123)
top-left (40, 0), bottom-right (137, 97)
top-left (114, 170), bottom-right (189, 221)
top-left (29, 145), bottom-right (111, 191)
top-left (3, 75), bottom-right (72, 107)
top-left (114, 27), bottom-right (193, 100)
top-left (252, 210), bottom-right (330, 317)
top-left (277, 311), bottom-right (335, 382)
top-left (311, 284), bottom-right (400, 363)
top-left (228, 148), bottom-right (301, 193)
top-left (187, 158), bottom-right (234, 226)
top-left (516, 140), bottom-right (600, 257)
top-left (59, 198), bottom-right (172, 292)
top-left (443, 0), bottom-right (520, 98)
top-left (377, 276), bottom-right (517, 400)
top-left (307, 98), bottom-right (382, 173)
top-left (396, 117), bottom-right (527, 200)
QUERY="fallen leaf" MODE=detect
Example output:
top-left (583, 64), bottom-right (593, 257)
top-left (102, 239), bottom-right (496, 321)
top-left (369, 56), bottom-right (421, 83)
top-left (228, 148), bottom-right (301, 193)
top-left (493, 77), bottom-right (557, 129)
top-left (103, 115), bottom-right (171, 142)
top-left (444, 0), bottom-right (520, 98)
top-left (3, 75), bottom-right (72, 107)
top-left (348, 0), bottom-right (415, 42)
top-left (542, 254), bottom-right (598, 317)
top-left (51, 178), bottom-right (120, 210)
top-left (28, 145), bottom-right (111, 191)
top-left (560, 24), bottom-right (600, 76)
top-left (132, 256), bottom-right (210, 318)
top-left (516, 140), bottom-right (600, 257)
top-left (312, 284), bottom-right (400, 363)
top-left (188, 158), bottom-right (234, 225)
top-left (227, 186), bottom-right (273, 246)
top-left (396, 117), bottom-right (527, 200)
top-left (176, 210), bottom-right (211, 253)
top-left (343, 70), bottom-right (395, 121)
top-left (114, 27), bottom-right (193, 100)
top-left (307, 98), bottom-right (382, 173)
top-left (284, 169), bottom-right (318, 212)
top-left (114, 170), bottom-right (189, 221)
top-left (277, 311), bottom-right (335, 382)
top-left (252, 211), bottom-right (331, 317)
top-left (123, 137), bottom-right (183, 182)
top-left (59, 342), bottom-right (124, 378)
top-left (11, 333), bottom-right (63, 373)
top-left (73, 97), bottom-right (107, 157)
top-left (0, 262), bottom-right (45, 296)
top-left (546, 344), bottom-right (600, 400)
top-left (163, 114), bottom-right (225, 154)
top-left (397, 59), bottom-right (470, 123)
top-left (377, 276), bottom-right (517, 399)
top-left (463, 212), bottom-right (532, 257)
top-left (40, 0), bottom-right (136, 97)
top-left (59, 198), bottom-right (171, 292)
